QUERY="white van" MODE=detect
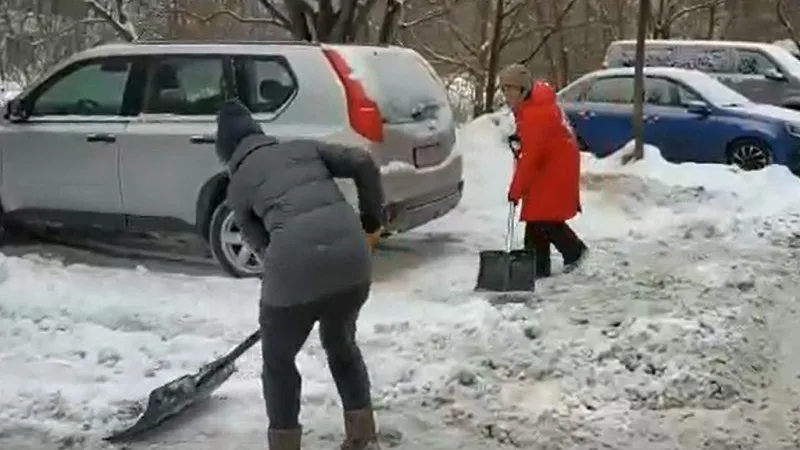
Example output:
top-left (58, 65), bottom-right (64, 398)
top-left (603, 39), bottom-right (800, 109)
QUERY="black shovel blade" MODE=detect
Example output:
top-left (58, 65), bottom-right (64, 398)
top-left (475, 249), bottom-right (537, 292)
top-left (104, 358), bottom-right (237, 441)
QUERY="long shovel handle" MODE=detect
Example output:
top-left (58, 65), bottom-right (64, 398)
top-left (196, 328), bottom-right (260, 385)
top-left (505, 202), bottom-right (516, 253)
top-left (224, 329), bottom-right (261, 363)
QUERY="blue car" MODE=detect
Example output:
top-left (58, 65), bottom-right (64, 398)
top-left (557, 67), bottom-right (800, 173)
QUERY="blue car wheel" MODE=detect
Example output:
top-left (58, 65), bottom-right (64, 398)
top-left (727, 138), bottom-right (772, 171)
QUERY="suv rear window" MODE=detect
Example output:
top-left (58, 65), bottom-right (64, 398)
top-left (235, 56), bottom-right (297, 114)
top-left (336, 48), bottom-right (449, 124)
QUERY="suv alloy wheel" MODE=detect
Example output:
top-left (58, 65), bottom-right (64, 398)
top-left (208, 202), bottom-right (263, 278)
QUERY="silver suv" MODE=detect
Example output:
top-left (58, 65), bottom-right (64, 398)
top-left (0, 41), bottom-right (463, 277)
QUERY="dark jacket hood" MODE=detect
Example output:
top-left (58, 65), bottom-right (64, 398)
top-left (215, 99), bottom-right (265, 165)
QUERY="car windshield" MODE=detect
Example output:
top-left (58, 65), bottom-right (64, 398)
top-left (764, 45), bottom-right (800, 76)
top-left (680, 72), bottom-right (752, 107)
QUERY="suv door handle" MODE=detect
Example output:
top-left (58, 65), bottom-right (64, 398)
top-left (577, 110), bottom-right (595, 118)
top-left (86, 133), bottom-right (116, 143)
top-left (189, 135), bottom-right (216, 144)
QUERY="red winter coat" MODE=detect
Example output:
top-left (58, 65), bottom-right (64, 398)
top-left (508, 81), bottom-right (581, 222)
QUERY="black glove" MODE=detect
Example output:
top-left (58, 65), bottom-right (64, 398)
top-left (507, 192), bottom-right (518, 205)
top-left (508, 134), bottom-right (521, 159)
top-left (360, 212), bottom-right (382, 234)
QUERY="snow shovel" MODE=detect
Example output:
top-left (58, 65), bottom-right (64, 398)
top-left (474, 202), bottom-right (536, 292)
top-left (105, 328), bottom-right (261, 441)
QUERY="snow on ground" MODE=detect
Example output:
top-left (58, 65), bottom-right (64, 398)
top-left (3, 113), bottom-right (800, 449)
top-left (0, 81), bottom-right (21, 107)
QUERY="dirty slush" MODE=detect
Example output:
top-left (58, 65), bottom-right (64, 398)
top-left (371, 226), bottom-right (800, 450)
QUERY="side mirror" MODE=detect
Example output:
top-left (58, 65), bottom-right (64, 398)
top-left (764, 68), bottom-right (787, 82)
top-left (685, 100), bottom-right (711, 115)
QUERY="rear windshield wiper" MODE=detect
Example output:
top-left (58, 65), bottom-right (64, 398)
top-left (410, 102), bottom-right (440, 120)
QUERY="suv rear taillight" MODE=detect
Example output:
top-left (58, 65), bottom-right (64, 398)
top-left (323, 48), bottom-right (384, 142)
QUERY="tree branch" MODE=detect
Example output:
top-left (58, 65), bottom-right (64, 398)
top-left (517, 0), bottom-right (580, 65)
top-left (256, 0), bottom-right (293, 29)
top-left (445, 20), bottom-right (483, 59)
top-left (399, 0), bottom-right (463, 29)
top-left (83, 0), bottom-right (137, 41)
top-left (30, 18), bottom-right (109, 47)
top-left (503, 19), bottom-right (600, 50)
top-left (407, 27), bottom-right (479, 74)
top-left (667, 0), bottom-right (725, 26)
top-left (501, 0), bottom-right (525, 20)
top-left (169, 8), bottom-right (283, 26)
top-left (776, 0), bottom-right (800, 52)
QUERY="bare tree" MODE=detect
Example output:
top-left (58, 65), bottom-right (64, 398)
top-left (649, 0), bottom-right (725, 38)
top-left (248, 0), bottom-right (403, 43)
top-left (776, 0), bottom-right (800, 54)
top-left (524, 0), bottom-right (581, 88)
top-left (83, 0), bottom-right (138, 41)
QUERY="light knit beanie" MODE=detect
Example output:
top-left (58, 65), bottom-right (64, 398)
top-left (498, 63), bottom-right (532, 93)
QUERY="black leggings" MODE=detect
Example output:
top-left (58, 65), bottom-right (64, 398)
top-left (523, 221), bottom-right (586, 264)
top-left (259, 283), bottom-right (372, 430)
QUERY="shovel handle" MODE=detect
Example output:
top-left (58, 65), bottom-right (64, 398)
top-left (505, 202), bottom-right (516, 253)
top-left (222, 329), bottom-right (262, 364)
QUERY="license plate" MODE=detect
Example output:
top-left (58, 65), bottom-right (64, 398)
top-left (413, 143), bottom-right (444, 168)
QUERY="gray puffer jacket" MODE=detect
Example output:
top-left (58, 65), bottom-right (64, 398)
top-left (215, 99), bottom-right (384, 307)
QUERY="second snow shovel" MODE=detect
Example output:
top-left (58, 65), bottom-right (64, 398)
top-left (474, 202), bottom-right (536, 292)
top-left (105, 329), bottom-right (261, 441)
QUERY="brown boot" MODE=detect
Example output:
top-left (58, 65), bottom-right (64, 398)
top-left (268, 428), bottom-right (302, 450)
top-left (341, 408), bottom-right (380, 450)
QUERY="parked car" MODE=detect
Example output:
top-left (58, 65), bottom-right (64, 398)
top-left (0, 41), bottom-right (464, 277)
top-left (558, 67), bottom-right (800, 173)
top-left (603, 39), bottom-right (800, 110)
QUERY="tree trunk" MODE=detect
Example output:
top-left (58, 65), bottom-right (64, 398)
top-left (533, 0), bottom-right (559, 85)
top-left (377, 0), bottom-right (402, 43)
top-left (472, 0), bottom-right (492, 117)
top-left (482, 0), bottom-right (505, 114)
top-left (706, 4), bottom-right (717, 38)
top-left (624, 0), bottom-right (650, 164)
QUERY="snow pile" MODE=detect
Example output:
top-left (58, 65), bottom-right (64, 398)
top-left (580, 141), bottom-right (800, 239)
top-left (450, 114), bottom-right (800, 241)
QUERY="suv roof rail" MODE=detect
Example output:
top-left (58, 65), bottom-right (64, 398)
top-left (133, 39), bottom-right (319, 46)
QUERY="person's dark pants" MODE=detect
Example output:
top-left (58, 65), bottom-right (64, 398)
top-left (259, 283), bottom-right (372, 430)
top-left (524, 221), bottom-right (587, 276)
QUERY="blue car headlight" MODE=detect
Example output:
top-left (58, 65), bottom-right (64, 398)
top-left (786, 123), bottom-right (800, 138)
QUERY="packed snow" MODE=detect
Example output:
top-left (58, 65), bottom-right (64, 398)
top-left (4, 112), bottom-right (800, 449)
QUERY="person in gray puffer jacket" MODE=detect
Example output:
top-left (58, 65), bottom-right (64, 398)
top-left (215, 99), bottom-right (384, 450)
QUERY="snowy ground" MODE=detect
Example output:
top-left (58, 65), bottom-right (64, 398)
top-left (4, 114), bottom-right (800, 449)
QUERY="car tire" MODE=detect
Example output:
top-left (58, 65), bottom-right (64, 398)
top-left (726, 138), bottom-right (772, 171)
top-left (0, 210), bottom-right (6, 246)
top-left (208, 202), bottom-right (263, 278)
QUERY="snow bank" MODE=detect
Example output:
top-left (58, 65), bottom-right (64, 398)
top-left (449, 115), bottom-right (800, 241)
top-left (580, 141), bottom-right (800, 239)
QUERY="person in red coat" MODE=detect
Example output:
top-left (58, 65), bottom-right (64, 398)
top-left (499, 64), bottom-right (588, 276)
